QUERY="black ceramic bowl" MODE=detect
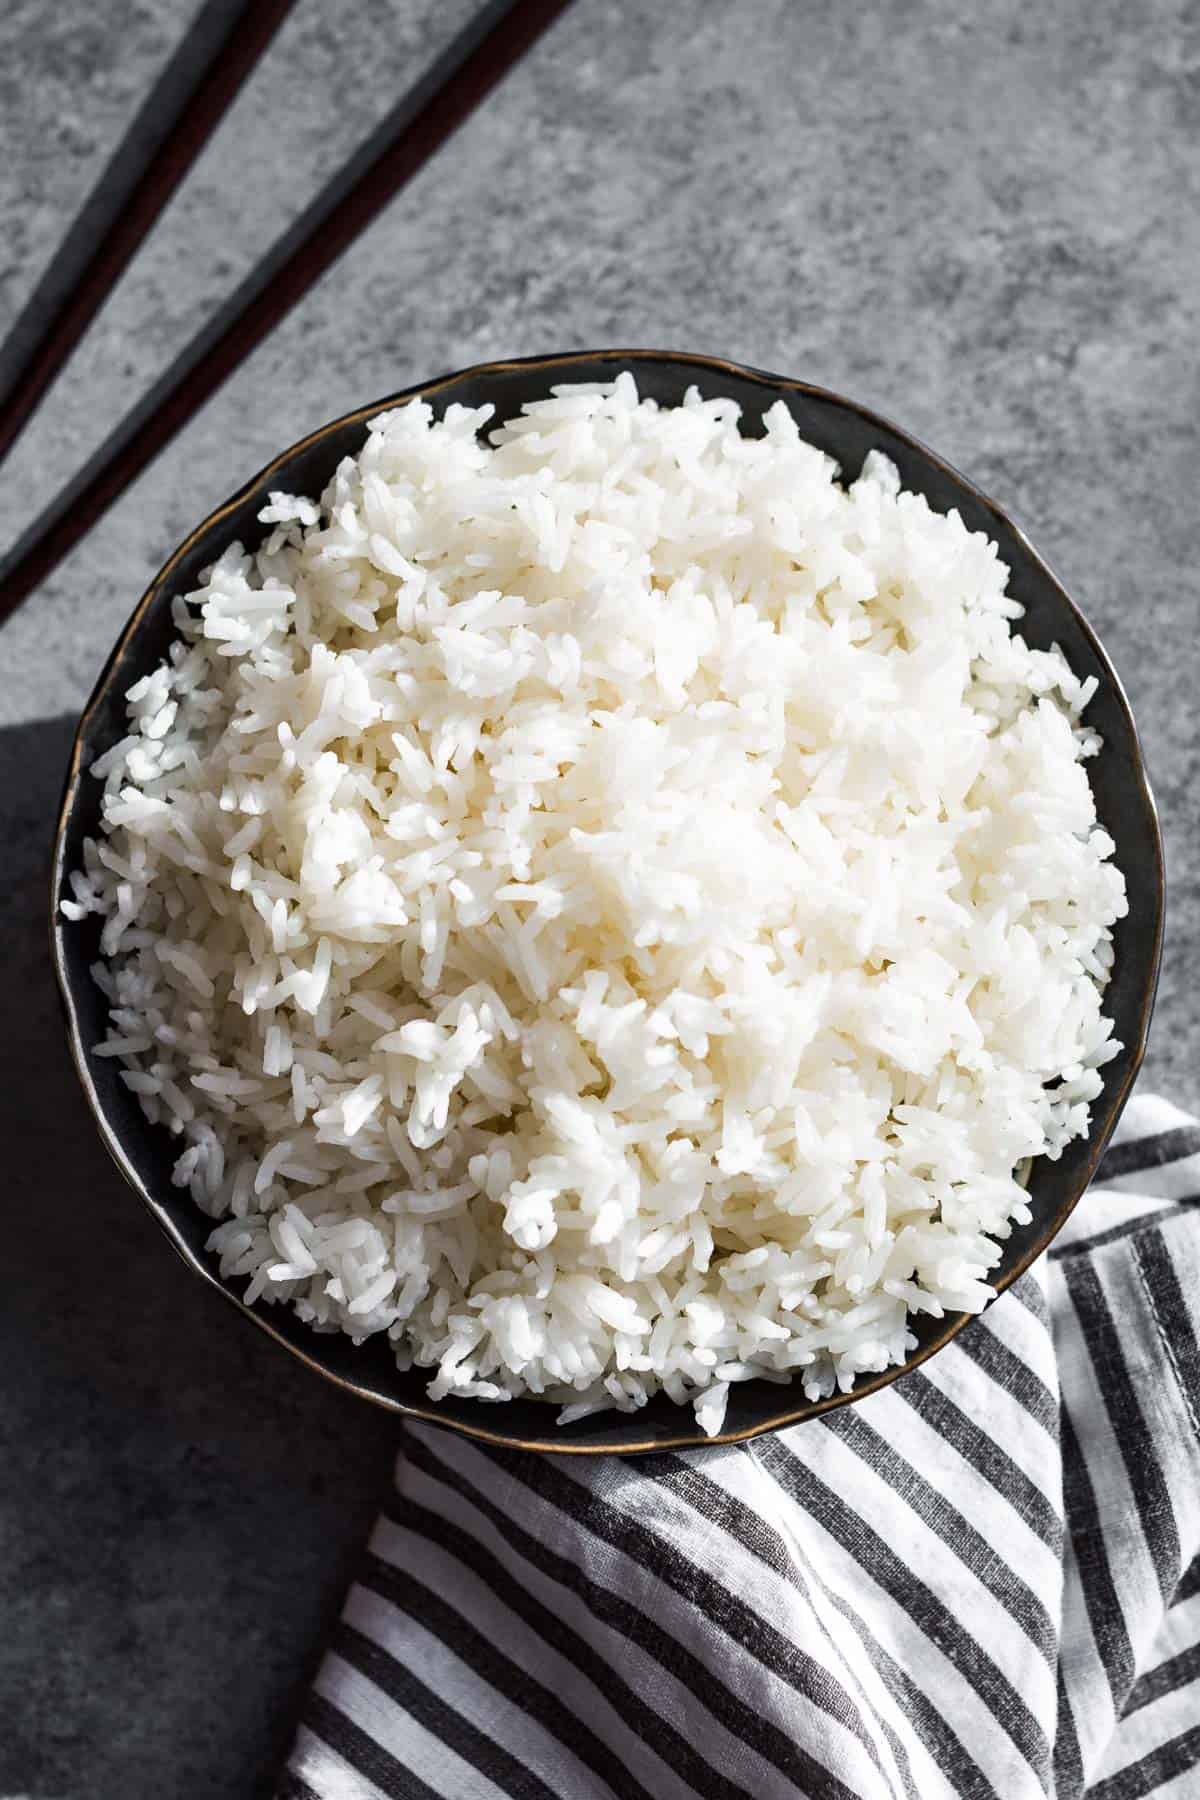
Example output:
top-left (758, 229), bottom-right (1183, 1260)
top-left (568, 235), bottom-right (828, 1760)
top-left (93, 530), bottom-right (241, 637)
top-left (51, 350), bottom-right (1164, 1452)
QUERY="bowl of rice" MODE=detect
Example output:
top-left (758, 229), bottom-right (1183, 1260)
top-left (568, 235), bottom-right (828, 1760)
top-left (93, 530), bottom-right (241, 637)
top-left (52, 350), bottom-right (1164, 1452)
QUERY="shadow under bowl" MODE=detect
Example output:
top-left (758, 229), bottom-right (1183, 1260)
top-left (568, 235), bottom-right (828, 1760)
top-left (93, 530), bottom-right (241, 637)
top-left (51, 349), bottom-right (1165, 1453)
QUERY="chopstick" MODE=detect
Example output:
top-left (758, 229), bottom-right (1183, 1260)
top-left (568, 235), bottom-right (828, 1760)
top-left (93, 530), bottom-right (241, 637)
top-left (0, 0), bottom-right (298, 470)
top-left (0, 0), bottom-right (574, 627)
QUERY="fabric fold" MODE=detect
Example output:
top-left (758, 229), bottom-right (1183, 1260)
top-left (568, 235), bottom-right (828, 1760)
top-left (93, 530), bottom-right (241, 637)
top-left (282, 1095), bottom-right (1200, 1800)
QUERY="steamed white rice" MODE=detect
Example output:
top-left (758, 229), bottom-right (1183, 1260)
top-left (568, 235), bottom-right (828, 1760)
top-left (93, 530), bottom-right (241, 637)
top-left (64, 374), bottom-right (1127, 1433)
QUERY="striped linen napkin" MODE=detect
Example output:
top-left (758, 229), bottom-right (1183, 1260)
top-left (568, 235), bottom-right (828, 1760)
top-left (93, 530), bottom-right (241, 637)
top-left (279, 1093), bottom-right (1200, 1800)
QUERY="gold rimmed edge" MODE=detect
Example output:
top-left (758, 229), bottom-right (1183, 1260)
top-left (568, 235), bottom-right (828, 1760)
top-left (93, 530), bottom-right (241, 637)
top-left (49, 347), bottom-right (1166, 1454)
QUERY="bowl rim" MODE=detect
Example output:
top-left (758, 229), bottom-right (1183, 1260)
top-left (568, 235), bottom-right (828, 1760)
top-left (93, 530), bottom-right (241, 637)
top-left (50, 346), bottom-right (1166, 1453)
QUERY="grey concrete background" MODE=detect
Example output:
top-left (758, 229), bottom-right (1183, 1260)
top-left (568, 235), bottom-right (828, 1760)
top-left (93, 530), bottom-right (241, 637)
top-left (1, 0), bottom-right (1196, 1794)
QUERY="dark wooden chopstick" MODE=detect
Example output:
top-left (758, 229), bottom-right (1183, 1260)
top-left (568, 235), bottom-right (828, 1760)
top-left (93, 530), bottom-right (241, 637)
top-left (0, 0), bottom-right (297, 470)
top-left (0, 0), bottom-right (574, 627)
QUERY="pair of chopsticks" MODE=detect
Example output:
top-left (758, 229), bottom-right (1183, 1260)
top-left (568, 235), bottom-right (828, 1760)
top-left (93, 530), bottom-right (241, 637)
top-left (0, 0), bottom-right (572, 626)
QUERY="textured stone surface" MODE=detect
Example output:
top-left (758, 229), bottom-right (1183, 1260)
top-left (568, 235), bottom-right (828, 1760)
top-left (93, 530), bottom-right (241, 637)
top-left (0, 0), bottom-right (487, 552)
top-left (1, 0), bottom-right (1197, 1793)
top-left (0, 0), bottom-right (200, 336)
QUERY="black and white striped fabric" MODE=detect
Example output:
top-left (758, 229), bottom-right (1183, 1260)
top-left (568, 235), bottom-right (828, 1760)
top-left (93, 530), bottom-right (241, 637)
top-left (279, 1094), bottom-right (1200, 1800)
